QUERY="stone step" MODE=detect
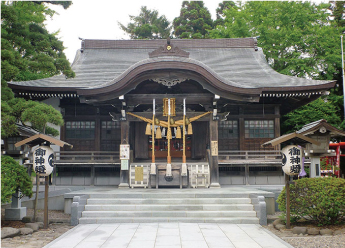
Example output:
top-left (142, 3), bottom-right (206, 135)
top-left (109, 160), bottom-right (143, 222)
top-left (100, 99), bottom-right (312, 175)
top-left (86, 198), bottom-right (252, 205)
top-left (82, 210), bottom-right (256, 218)
top-left (88, 193), bottom-right (250, 199)
top-left (84, 204), bottom-right (254, 211)
top-left (78, 216), bottom-right (260, 224)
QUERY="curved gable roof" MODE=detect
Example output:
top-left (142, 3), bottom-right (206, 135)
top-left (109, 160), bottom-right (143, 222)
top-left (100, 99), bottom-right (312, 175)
top-left (8, 38), bottom-right (335, 99)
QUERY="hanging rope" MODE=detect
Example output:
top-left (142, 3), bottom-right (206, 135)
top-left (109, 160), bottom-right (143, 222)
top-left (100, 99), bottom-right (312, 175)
top-left (127, 111), bottom-right (212, 128)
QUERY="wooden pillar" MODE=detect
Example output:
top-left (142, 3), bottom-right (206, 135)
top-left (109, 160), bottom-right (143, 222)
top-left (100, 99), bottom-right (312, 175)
top-left (239, 106), bottom-right (245, 151)
top-left (94, 116), bottom-right (101, 151)
top-left (90, 165), bottom-right (95, 186)
top-left (209, 114), bottom-right (220, 188)
top-left (43, 176), bottom-right (49, 229)
top-left (245, 164), bottom-right (250, 185)
top-left (274, 105), bottom-right (281, 150)
top-left (119, 120), bottom-right (130, 188)
top-left (285, 174), bottom-right (291, 229)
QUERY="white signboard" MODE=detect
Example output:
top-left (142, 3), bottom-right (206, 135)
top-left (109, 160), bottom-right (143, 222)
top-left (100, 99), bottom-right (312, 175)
top-left (33, 146), bottom-right (54, 176)
top-left (282, 145), bottom-right (302, 176)
top-left (120, 144), bottom-right (130, 160)
top-left (121, 160), bottom-right (129, 170)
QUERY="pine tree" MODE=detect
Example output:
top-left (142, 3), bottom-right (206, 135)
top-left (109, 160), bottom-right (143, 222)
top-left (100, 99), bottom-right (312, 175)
top-left (173, 1), bottom-right (214, 39)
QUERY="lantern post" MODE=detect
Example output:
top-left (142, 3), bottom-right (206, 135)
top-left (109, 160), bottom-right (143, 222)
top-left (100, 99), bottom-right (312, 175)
top-left (33, 144), bottom-right (55, 229)
top-left (281, 145), bottom-right (302, 229)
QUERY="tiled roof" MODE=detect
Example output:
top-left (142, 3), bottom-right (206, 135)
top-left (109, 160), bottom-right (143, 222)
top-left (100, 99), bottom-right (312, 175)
top-left (8, 38), bottom-right (333, 92)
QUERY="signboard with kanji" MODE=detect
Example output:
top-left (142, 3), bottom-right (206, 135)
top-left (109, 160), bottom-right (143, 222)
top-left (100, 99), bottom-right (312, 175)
top-left (282, 145), bottom-right (302, 176)
top-left (33, 146), bottom-right (54, 176)
top-left (120, 144), bottom-right (130, 160)
top-left (211, 141), bottom-right (218, 156)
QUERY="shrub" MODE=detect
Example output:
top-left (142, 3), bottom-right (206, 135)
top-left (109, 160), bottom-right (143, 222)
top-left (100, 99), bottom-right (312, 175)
top-left (1, 155), bottom-right (33, 204)
top-left (277, 177), bottom-right (345, 226)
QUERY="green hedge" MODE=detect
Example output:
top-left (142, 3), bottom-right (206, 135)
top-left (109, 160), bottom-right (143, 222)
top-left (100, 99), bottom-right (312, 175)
top-left (277, 177), bottom-right (345, 226)
top-left (1, 155), bottom-right (33, 204)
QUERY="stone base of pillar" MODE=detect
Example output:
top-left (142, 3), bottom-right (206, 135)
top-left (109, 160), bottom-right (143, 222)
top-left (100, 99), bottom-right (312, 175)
top-left (181, 163), bottom-right (187, 176)
top-left (5, 207), bottom-right (27, 220)
top-left (150, 163), bottom-right (156, 175)
top-left (166, 163), bottom-right (172, 177)
top-left (118, 183), bottom-right (130, 189)
top-left (209, 183), bottom-right (221, 188)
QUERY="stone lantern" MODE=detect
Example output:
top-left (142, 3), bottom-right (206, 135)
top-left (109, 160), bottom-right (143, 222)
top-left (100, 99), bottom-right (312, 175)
top-left (297, 120), bottom-right (345, 178)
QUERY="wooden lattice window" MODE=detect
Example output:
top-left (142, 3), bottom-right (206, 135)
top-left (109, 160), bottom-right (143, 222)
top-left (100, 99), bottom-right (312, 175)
top-left (65, 121), bottom-right (95, 139)
top-left (218, 120), bottom-right (239, 150)
top-left (101, 121), bottom-right (121, 151)
top-left (244, 120), bottom-right (274, 138)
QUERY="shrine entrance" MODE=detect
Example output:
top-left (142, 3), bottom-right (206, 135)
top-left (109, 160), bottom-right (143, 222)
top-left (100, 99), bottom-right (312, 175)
top-left (125, 97), bottom-right (213, 189)
top-left (148, 121), bottom-right (209, 161)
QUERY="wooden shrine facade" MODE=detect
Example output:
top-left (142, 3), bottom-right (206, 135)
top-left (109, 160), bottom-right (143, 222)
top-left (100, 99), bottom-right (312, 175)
top-left (57, 97), bottom-right (281, 158)
top-left (7, 38), bottom-right (335, 187)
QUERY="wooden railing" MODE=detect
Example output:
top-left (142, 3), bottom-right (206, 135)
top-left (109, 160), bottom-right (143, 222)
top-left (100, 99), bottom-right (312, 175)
top-left (53, 150), bottom-right (288, 164)
top-left (54, 151), bottom-right (120, 163)
top-left (218, 150), bottom-right (282, 161)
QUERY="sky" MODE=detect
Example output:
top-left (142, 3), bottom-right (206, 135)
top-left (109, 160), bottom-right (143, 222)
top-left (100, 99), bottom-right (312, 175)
top-left (45, 0), bottom-right (221, 63)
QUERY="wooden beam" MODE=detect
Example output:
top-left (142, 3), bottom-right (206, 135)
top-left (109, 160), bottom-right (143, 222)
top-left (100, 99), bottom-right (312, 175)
top-left (125, 93), bottom-right (213, 105)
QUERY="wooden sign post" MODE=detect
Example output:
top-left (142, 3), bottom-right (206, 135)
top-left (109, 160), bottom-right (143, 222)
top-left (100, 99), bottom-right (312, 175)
top-left (33, 145), bottom-right (55, 229)
top-left (281, 145), bottom-right (301, 229)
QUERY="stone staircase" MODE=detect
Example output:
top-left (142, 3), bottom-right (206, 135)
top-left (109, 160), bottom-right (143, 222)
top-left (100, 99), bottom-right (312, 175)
top-left (78, 191), bottom-right (260, 224)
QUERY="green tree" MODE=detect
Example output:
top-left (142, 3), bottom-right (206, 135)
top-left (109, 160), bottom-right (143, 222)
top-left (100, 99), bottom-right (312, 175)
top-left (118, 6), bottom-right (171, 39)
top-left (281, 97), bottom-right (342, 133)
top-left (1, 156), bottom-right (33, 204)
top-left (209, 1), bottom-right (344, 131)
top-left (1, 1), bottom-right (71, 137)
top-left (173, 1), bottom-right (214, 39)
top-left (332, 1), bottom-right (345, 27)
top-left (1, 1), bottom-right (75, 81)
top-left (2, 97), bottom-right (64, 137)
top-left (214, 1), bottom-right (237, 27)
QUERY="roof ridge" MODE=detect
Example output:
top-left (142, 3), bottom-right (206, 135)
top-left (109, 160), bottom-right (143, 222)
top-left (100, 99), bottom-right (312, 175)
top-left (82, 38), bottom-right (258, 50)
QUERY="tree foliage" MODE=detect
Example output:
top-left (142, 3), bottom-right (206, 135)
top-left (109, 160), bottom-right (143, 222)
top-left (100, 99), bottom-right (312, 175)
top-left (210, 1), bottom-right (344, 131)
top-left (1, 1), bottom-right (71, 137)
top-left (214, 1), bottom-right (237, 27)
top-left (1, 98), bottom-right (64, 136)
top-left (1, 1), bottom-right (75, 81)
top-left (211, 1), bottom-right (342, 79)
top-left (173, 1), bottom-right (213, 39)
top-left (1, 156), bottom-right (33, 204)
top-left (118, 6), bottom-right (171, 39)
top-left (281, 97), bottom-right (342, 133)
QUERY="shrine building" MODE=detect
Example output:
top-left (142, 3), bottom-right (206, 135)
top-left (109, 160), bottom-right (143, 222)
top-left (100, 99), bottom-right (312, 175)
top-left (7, 38), bottom-right (335, 188)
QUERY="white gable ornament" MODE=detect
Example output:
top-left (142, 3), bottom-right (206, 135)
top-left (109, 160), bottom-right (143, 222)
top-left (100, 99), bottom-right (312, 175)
top-left (281, 145), bottom-right (302, 176)
top-left (33, 146), bottom-right (54, 176)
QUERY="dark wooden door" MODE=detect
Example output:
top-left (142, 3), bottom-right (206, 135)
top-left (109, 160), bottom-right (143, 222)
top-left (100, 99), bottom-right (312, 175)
top-left (192, 121), bottom-right (208, 159)
top-left (134, 122), bottom-right (149, 159)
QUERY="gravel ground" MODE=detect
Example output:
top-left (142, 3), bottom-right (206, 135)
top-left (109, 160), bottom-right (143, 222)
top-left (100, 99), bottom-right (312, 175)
top-left (1, 208), bottom-right (73, 248)
top-left (264, 221), bottom-right (345, 248)
top-left (282, 235), bottom-right (345, 248)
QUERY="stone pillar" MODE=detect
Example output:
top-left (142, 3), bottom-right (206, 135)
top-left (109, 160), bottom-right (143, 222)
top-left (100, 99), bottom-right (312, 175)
top-left (209, 115), bottom-right (221, 188)
top-left (310, 157), bottom-right (321, 178)
top-left (5, 191), bottom-right (26, 220)
top-left (119, 120), bottom-right (130, 188)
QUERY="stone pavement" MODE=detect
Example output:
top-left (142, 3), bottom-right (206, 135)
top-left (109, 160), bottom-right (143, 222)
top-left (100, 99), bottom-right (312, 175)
top-left (43, 223), bottom-right (293, 248)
